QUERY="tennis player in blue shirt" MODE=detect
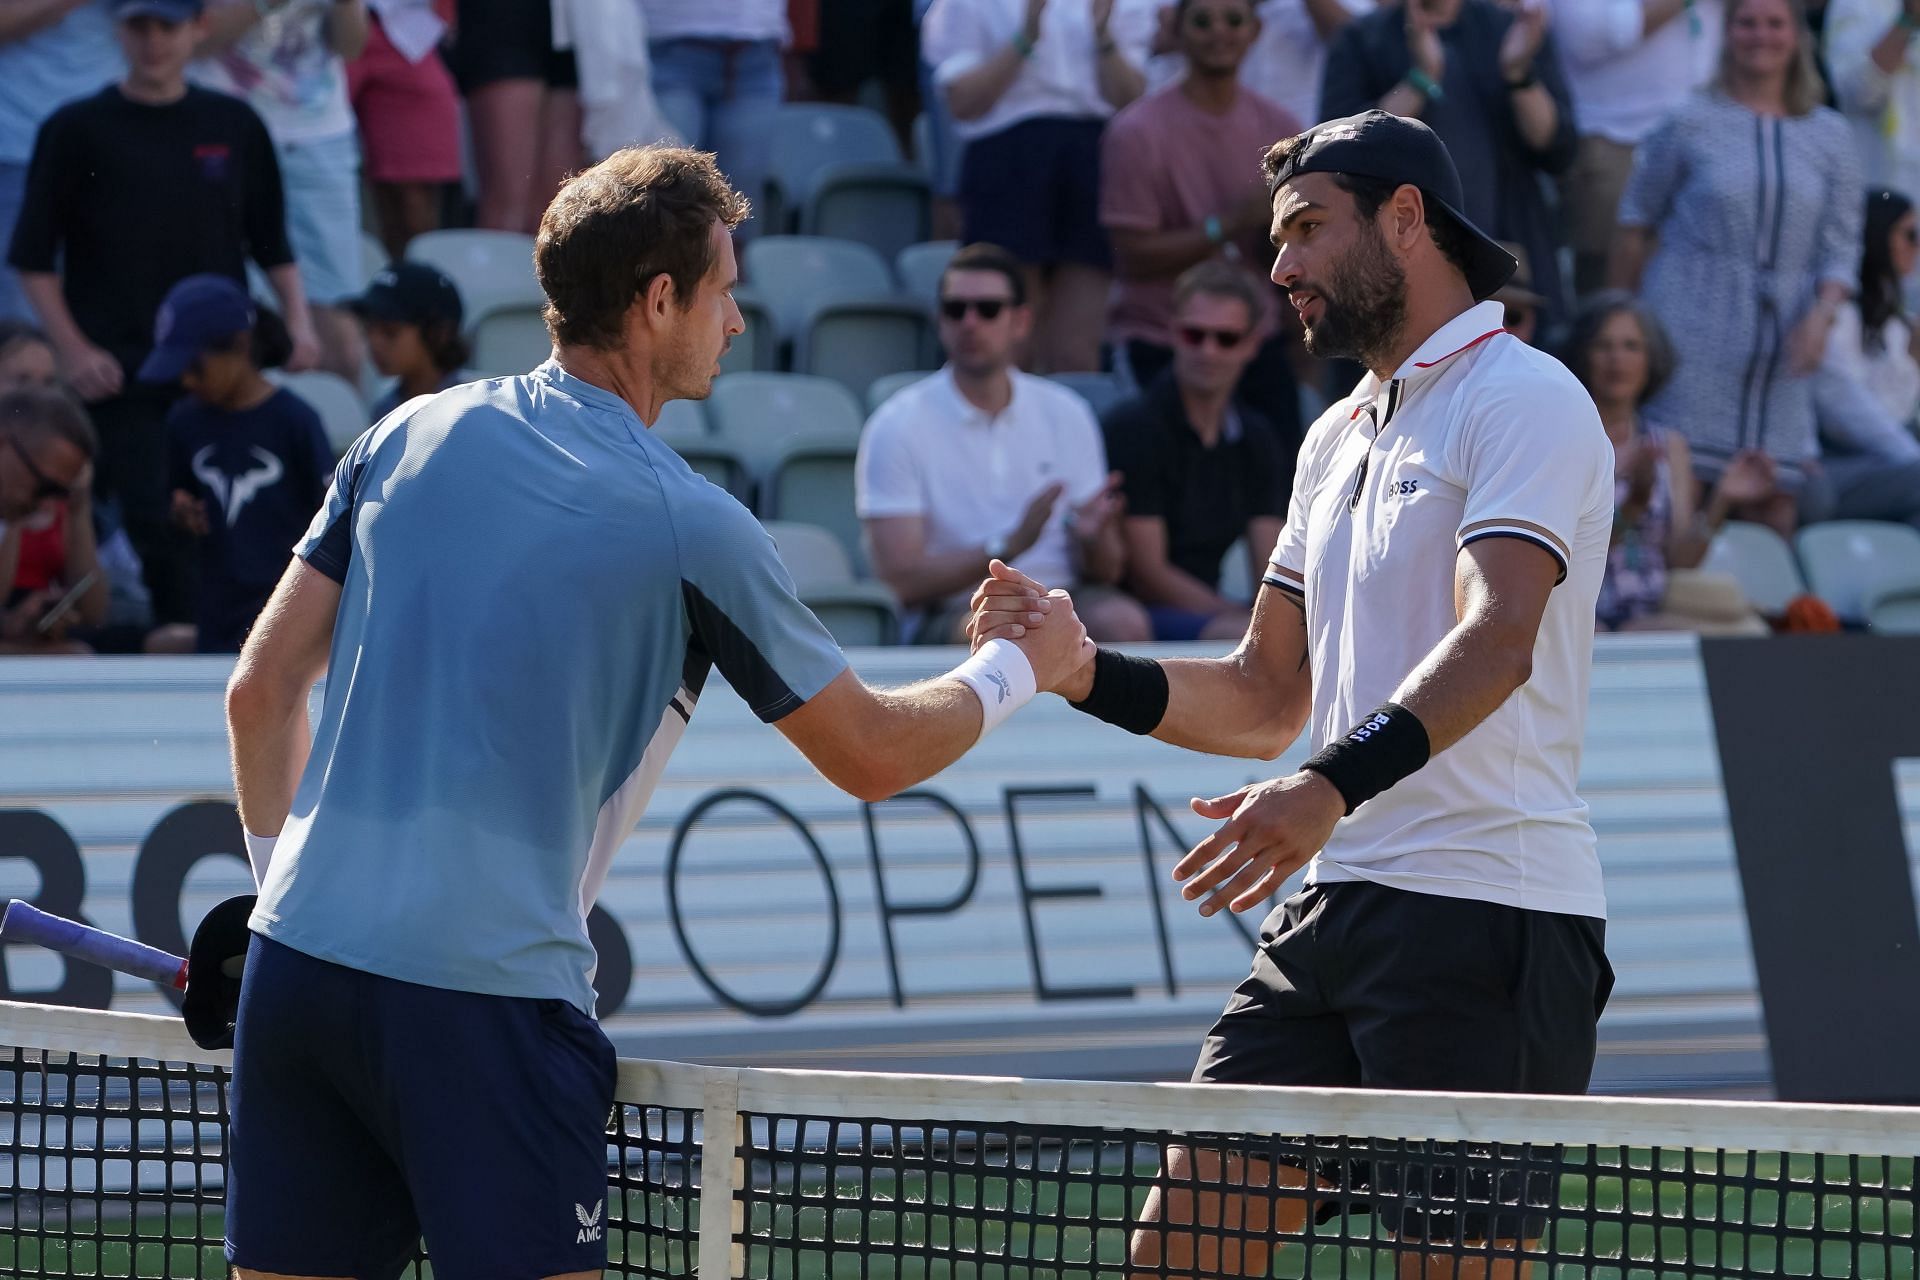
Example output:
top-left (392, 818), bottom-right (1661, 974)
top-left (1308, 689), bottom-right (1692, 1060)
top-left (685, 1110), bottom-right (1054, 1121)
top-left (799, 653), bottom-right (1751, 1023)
top-left (219, 146), bottom-right (1093, 1280)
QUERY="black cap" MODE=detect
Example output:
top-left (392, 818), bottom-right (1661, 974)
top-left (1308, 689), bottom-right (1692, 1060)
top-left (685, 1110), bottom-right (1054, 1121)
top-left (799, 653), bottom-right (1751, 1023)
top-left (1266, 109), bottom-right (1518, 302)
top-left (349, 261), bottom-right (464, 329)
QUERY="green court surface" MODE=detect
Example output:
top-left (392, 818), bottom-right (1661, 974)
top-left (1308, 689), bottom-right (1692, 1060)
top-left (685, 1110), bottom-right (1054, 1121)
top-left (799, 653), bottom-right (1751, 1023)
top-left (5, 1151), bottom-right (1915, 1280)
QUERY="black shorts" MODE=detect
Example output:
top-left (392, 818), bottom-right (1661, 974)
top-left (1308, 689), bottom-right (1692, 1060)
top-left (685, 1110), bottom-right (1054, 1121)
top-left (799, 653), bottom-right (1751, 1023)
top-left (1193, 880), bottom-right (1613, 1241)
top-left (447, 0), bottom-right (579, 92)
top-left (226, 938), bottom-right (617, 1280)
top-left (959, 117), bottom-right (1110, 269)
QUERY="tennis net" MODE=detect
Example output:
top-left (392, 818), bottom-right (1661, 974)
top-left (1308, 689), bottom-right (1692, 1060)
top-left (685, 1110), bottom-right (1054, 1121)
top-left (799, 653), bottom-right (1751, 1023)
top-left (3, 1001), bottom-right (1916, 1279)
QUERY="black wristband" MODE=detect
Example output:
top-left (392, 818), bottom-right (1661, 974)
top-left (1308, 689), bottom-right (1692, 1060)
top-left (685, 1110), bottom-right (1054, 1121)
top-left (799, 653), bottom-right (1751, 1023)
top-left (1067, 647), bottom-right (1169, 736)
top-left (1301, 702), bottom-right (1431, 816)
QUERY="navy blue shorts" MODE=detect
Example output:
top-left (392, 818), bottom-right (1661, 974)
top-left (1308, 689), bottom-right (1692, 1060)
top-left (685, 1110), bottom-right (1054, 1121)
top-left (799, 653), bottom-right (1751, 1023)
top-left (958, 116), bottom-right (1110, 269)
top-left (225, 936), bottom-right (618, 1280)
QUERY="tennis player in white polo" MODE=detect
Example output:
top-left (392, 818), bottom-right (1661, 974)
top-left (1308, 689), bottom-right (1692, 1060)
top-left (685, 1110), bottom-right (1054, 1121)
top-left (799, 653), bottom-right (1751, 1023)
top-left (972, 110), bottom-right (1616, 1276)
top-left (218, 146), bottom-right (1091, 1280)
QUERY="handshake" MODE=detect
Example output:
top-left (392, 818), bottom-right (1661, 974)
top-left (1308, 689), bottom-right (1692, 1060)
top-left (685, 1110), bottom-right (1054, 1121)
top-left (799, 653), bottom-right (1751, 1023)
top-left (962, 559), bottom-right (1100, 702)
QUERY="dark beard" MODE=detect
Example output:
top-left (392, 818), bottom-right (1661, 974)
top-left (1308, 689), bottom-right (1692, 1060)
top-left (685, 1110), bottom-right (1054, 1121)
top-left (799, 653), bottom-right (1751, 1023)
top-left (1299, 221), bottom-right (1408, 367)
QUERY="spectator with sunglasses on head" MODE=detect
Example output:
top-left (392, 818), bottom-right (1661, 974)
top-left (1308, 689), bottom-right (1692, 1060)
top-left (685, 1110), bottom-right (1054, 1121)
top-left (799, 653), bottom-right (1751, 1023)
top-left (1102, 0), bottom-right (1305, 444)
top-left (1101, 261), bottom-right (1288, 641)
top-left (857, 242), bottom-right (1151, 644)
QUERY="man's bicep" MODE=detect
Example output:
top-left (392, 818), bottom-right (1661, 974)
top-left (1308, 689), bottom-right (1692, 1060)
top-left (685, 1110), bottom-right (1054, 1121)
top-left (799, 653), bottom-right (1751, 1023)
top-left (1454, 535), bottom-right (1559, 636)
top-left (1244, 585), bottom-right (1310, 681)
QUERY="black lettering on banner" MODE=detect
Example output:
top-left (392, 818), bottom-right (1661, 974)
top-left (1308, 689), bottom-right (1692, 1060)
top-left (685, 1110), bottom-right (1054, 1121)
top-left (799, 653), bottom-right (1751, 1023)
top-left (665, 788), bottom-right (842, 1017)
top-left (1134, 786), bottom-right (1259, 967)
top-left (585, 906), bottom-right (633, 1019)
top-left (1003, 786), bottom-right (1133, 1002)
top-left (0, 809), bottom-right (114, 1009)
top-left (862, 790), bottom-right (981, 1007)
top-left (131, 801), bottom-right (247, 1009)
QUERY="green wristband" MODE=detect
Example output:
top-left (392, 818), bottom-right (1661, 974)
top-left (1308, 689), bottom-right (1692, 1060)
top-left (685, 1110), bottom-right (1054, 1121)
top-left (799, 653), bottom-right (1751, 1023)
top-left (1406, 68), bottom-right (1444, 101)
top-left (1013, 30), bottom-right (1036, 57)
top-left (1902, 10), bottom-right (1920, 31)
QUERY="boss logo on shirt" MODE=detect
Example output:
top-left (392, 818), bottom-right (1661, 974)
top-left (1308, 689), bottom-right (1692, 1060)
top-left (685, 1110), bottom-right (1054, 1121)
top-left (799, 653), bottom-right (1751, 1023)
top-left (1387, 479), bottom-right (1420, 497)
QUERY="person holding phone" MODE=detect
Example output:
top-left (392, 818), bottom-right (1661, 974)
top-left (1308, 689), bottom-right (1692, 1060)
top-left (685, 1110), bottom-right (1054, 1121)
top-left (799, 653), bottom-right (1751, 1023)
top-left (0, 386), bottom-right (105, 654)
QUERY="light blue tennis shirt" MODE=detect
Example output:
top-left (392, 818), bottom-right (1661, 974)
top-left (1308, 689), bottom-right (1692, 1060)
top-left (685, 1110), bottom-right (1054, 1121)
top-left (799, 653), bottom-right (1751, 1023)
top-left (249, 361), bottom-right (849, 1015)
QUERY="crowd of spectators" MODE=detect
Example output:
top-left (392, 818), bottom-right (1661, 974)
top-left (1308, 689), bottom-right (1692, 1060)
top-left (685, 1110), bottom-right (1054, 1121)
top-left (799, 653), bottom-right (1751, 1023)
top-left (3, 0), bottom-right (1920, 657)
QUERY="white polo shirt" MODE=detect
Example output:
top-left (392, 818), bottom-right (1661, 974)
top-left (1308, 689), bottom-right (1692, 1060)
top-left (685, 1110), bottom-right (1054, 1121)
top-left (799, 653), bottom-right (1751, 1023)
top-left (1264, 301), bottom-right (1614, 919)
top-left (922, 0), bottom-right (1160, 141)
top-left (856, 366), bottom-right (1110, 604)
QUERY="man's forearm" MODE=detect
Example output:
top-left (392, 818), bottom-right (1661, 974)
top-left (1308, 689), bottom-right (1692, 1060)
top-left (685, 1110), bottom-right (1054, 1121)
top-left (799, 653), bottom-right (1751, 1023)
top-left (1304, 0), bottom-right (1356, 40)
top-left (1388, 612), bottom-right (1533, 755)
top-left (228, 688), bottom-right (313, 836)
top-left (880, 545), bottom-right (1003, 608)
top-left (1509, 81), bottom-right (1559, 152)
top-left (267, 263), bottom-right (310, 326)
top-left (19, 273), bottom-right (88, 348)
top-left (1071, 526), bottom-right (1126, 585)
top-left (1095, 48), bottom-right (1146, 109)
top-left (1109, 226), bottom-right (1222, 282)
top-left (1130, 559), bottom-right (1230, 614)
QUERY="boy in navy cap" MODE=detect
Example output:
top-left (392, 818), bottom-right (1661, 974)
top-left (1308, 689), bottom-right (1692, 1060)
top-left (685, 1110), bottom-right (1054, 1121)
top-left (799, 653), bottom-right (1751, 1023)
top-left (144, 274), bottom-right (334, 654)
top-left (5, 0), bottom-right (317, 628)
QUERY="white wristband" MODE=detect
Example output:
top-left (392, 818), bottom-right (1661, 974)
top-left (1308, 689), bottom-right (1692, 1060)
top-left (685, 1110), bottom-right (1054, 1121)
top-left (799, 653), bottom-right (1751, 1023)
top-left (243, 829), bottom-right (277, 884)
top-left (950, 638), bottom-right (1038, 742)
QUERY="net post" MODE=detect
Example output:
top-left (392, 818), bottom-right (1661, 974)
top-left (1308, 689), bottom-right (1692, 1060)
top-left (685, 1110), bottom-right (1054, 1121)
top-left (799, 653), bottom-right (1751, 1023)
top-left (699, 1069), bottom-right (744, 1280)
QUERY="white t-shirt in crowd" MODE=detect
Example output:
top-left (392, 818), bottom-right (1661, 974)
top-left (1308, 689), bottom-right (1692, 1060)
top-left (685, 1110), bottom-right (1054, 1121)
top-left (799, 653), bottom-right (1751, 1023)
top-left (1550, 0), bottom-right (1720, 145)
top-left (923, 0), bottom-right (1161, 141)
top-left (639, 0), bottom-right (787, 44)
top-left (1147, 0), bottom-right (1375, 127)
top-left (1264, 300), bottom-right (1614, 919)
top-left (856, 366), bottom-right (1111, 604)
top-left (191, 0), bottom-right (355, 145)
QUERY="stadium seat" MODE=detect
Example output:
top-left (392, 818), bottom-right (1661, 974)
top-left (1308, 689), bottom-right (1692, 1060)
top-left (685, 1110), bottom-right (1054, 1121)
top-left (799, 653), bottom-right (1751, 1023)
top-left (707, 373), bottom-right (864, 481)
top-left (743, 236), bottom-right (897, 344)
top-left (723, 288), bottom-right (775, 374)
top-left (803, 167), bottom-right (933, 263)
top-left (762, 519), bottom-right (899, 646)
top-left (651, 400), bottom-right (750, 498)
top-left (467, 302), bottom-right (552, 376)
top-left (1795, 520), bottom-right (1920, 624)
top-left (403, 229), bottom-right (542, 328)
top-left (766, 104), bottom-right (903, 231)
top-left (1701, 521), bottom-right (1808, 615)
top-left (765, 434), bottom-right (863, 573)
top-left (895, 241), bottom-right (957, 308)
top-left (1048, 371), bottom-right (1130, 418)
top-left (1218, 538), bottom-right (1253, 605)
top-left (800, 304), bottom-right (932, 398)
top-left (273, 370), bottom-right (371, 454)
top-left (1867, 591), bottom-right (1920, 634)
top-left (867, 370), bottom-right (930, 413)
top-left (653, 397), bottom-right (708, 437)
top-left (359, 231), bottom-right (389, 291)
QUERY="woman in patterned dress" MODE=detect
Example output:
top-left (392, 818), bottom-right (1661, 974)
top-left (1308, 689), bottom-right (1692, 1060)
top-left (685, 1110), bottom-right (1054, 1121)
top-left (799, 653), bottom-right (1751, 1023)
top-left (1611, 0), bottom-right (1864, 537)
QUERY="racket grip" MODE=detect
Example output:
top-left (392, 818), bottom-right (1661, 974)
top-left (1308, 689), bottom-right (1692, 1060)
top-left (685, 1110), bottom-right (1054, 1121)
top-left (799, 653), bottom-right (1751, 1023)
top-left (1, 899), bottom-right (189, 990)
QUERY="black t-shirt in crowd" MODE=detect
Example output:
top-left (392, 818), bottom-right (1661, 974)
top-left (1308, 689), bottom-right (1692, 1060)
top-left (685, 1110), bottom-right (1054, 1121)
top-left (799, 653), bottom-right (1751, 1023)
top-left (1101, 374), bottom-right (1288, 590)
top-left (7, 85), bottom-right (294, 374)
top-left (168, 388), bottom-right (333, 653)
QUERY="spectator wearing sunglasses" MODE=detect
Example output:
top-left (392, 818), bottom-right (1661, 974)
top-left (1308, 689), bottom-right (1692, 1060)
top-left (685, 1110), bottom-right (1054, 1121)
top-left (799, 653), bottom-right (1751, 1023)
top-left (1102, 0), bottom-right (1306, 444)
top-left (857, 242), bottom-right (1151, 643)
top-left (1101, 261), bottom-right (1288, 641)
top-left (0, 385), bottom-right (106, 653)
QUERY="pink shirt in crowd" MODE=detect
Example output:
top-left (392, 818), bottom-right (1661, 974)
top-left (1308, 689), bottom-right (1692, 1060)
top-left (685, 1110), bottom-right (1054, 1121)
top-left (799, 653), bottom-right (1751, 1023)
top-left (1099, 83), bottom-right (1302, 348)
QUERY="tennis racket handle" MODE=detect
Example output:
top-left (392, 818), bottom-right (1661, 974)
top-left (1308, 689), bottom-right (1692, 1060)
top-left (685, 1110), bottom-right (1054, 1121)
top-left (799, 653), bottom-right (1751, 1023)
top-left (1, 899), bottom-right (189, 990)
